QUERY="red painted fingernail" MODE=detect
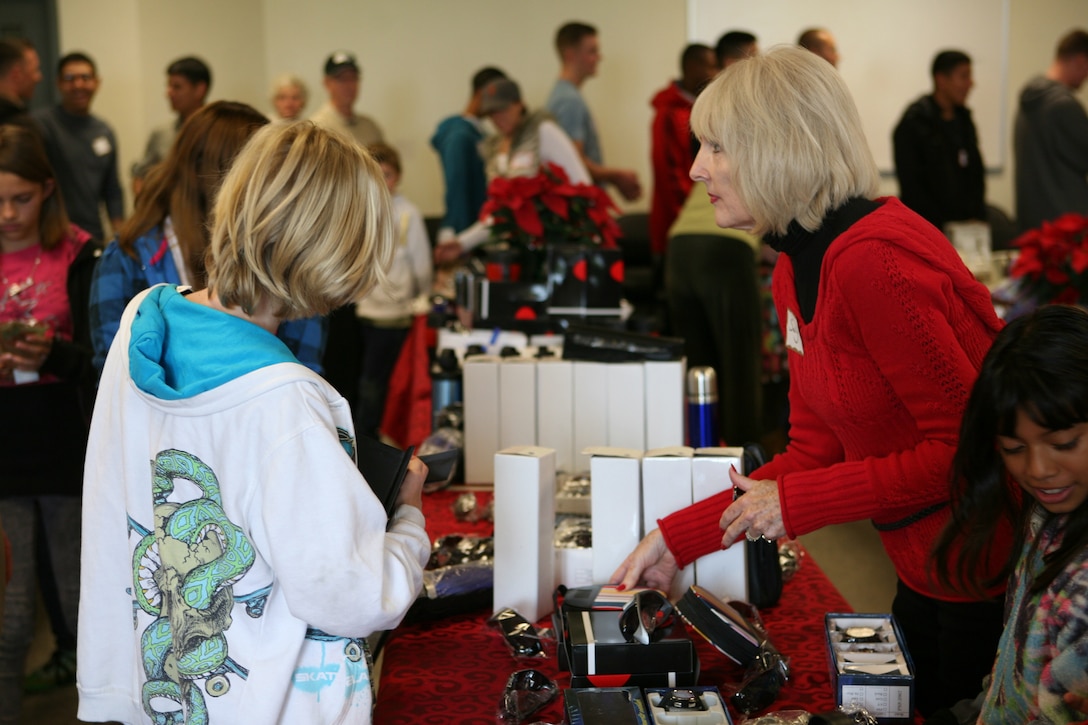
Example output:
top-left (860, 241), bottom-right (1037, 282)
top-left (616, 584), bottom-right (626, 591)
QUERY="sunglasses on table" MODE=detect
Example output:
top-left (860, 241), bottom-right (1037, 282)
top-left (619, 589), bottom-right (676, 644)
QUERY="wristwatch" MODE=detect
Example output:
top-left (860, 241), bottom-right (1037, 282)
top-left (650, 690), bottom-right (729, 725)
top-left (841, 626), bottom-right (880, 644)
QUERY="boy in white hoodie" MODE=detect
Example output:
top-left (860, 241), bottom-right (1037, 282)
top-left (77, 121), bottom-right (430, 725)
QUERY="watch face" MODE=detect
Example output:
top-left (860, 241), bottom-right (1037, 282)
top-left (844, 626), bottom-right (876, 639)
top-left (842, 625), bottom-right (880, 643)
top-left (664, 689), bottom-right (706, 711)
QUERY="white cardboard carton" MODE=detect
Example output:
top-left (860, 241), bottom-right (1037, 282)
top-left (586, 447), bottom-right (643, 583)
top-left (463, 355), bottom-right (501, 483)
top-left (573, 362), bottom-right (610, 471)
top-left (536, 358), bottom-right (576, 473)
top-left (691, 447), bottom-right (748, 602)
top-left (607, 362), bottom-right (646, 451)
top-left (493, 446), bottom-right (557, 622)
top-left (642, 447), bottom-right (696, 600)
top-left (499, 358), bottom-right (537, 450)
top-left (644, 360), bottom-right (686, 450)
top-left (554, 541), bottom-right (594, 590)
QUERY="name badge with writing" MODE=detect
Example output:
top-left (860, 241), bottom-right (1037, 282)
top-left (786, 309), bottom-right (803, 355)
top-left (92, 136), bottom-right (112, 157)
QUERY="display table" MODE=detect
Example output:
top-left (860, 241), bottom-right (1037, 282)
top-left (373, 489), bottom-right (867, 723)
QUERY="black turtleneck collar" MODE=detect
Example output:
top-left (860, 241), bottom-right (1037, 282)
top-left (764, 197), bottom-right (879, 324)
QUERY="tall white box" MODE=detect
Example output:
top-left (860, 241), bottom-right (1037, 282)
top-left (587, 447), bottom-right (643, 583)
top-left (642, 447), bottom-right (695, 600)
top-left (493, 446), bottom-right (556, 623)
top-left (536, 359), bottom-right (575, 473)
top-left (554, 512), bottom-right (594, 591)
top-left (607, 362), bottom-right (646, 451)
top-left (644, 360), bottom-right (686, 450)
top-left (573, 362), bottom-right (609, 471)
top-left (463, 355), bottom-right (501, 483)
top-left (499, 358), bottom-right (537, 450)
top-left (691, 447), bottom-right (748, 603)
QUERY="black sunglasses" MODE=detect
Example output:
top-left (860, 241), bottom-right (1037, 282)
top-left (499, 669), bottom-right (558, 722)
top-left (619, 589), bottom-right (676, 644)
top-left (730, 647), bottom-right (789, 715)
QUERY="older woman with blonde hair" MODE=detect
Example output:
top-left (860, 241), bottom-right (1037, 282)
top-left (270, 72), bottom-right (308, 122)
top-left (612, 46), bottom-right (1007, 716)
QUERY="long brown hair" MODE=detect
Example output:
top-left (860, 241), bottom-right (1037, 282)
top-left (118, 101), bottom-right (268, 286)
top-left (0, 124), bottom-right (70, 250)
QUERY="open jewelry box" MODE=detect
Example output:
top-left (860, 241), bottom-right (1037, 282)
top-left (825, 613), bottom-right (915, 723)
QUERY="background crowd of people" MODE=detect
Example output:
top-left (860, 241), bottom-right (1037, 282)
top-left (0, 11), bottom-right (1086, 724)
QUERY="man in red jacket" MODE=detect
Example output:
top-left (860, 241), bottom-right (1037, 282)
top-left (649, 43), bottom-right (717, 256)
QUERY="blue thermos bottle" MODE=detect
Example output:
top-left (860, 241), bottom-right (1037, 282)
top-left (431, 349), bottom-right (463, 429)
top-left (686, 366), bottom-right (720, 448)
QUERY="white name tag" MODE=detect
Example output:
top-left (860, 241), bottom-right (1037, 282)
top-left (786, 309), bottom-right (803, 355)
top-left (92, 136), bottom-right (112, 156)
top-left (509, 151), bottom-right (536, 173)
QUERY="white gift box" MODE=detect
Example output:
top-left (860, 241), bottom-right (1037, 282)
top-left (536, 358), bottom-right (576, 474)
top-left (493, 446), bottom-right (557, 622)
top-left (499, 358), bottom-right (537, 450)
top-left (462, 355), bottom-right (501, 483)
top-left (691, 447), bottom-right (748, 603)
top-left (644, 360), bottom-right (686, 450)
top-left (586, 447), bottom-right (643, 584)
top-left (607, 362), bottom-right (646, 451)
top-left (642, 447), bottom-right (696, 600)
top-left (573, 362), bottom-right (610, 472)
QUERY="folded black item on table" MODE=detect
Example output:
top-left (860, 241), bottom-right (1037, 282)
top-left (730, 648), bottom-right (789, 715)
top-left (498, 668), bottom-right (559, 723)
top-left (402, 535), bottom-right (494, 624)
top-left (490, 607), bottom-right (546, 659)
top-left (675, 585), bottom-right (763, 665)
top-left (561, 324), bottom-right (684, 362)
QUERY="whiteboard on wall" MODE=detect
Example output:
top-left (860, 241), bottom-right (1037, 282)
top-left (686, 0), bottom-right (1010, 173)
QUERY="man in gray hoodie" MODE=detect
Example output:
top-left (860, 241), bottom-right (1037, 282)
top-left (1014, 29), bottom-right (1088, 232)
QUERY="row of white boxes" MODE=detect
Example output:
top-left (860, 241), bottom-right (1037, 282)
top-left (493, 445), bottom-right (749, 623)
top-left (463, 355), bottom-right (687, 483)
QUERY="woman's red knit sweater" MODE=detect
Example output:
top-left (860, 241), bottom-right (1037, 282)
top-left (658, 198), bottom-right (1007, 601)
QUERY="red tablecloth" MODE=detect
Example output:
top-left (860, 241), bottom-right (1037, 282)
top-left (374, 489), bottom-right (858, 723)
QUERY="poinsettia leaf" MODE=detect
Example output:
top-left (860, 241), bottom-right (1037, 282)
top-left (1054, 286), bottom-right (1081, 305)
top-left (540, 192), bottom-right (570, 220)
top-left (513, 198), bottom-right (543, 237)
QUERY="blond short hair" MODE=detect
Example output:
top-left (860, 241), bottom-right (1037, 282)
top-left (270, 72), bottom-right (308, 106)
top-left (206, 121), bottom-right (394, 319)
top-left (690, 45), bottom-right (879, 236)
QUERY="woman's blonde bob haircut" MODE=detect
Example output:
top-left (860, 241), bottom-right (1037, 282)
top-left (690, 45), bottom-right (880, 237)
top-left (206, 121), bottom-right (394, 319)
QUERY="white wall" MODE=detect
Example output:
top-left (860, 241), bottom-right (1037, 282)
top-left (54, 0), bottom-right (1087, 227)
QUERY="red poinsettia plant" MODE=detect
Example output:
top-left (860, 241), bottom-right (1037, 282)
top-left (479, 162), bottom-right (621, 250)
top-left (1009, 213), bottom-right (1088, 305)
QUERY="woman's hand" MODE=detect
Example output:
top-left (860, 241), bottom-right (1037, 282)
top-left (434, 240), bottom-right (464, 265)
top-left (719, 467), bottom-right (785, 546)
top-left (0, 352), bottom-right (14, 382)
top-left (395, 456), bottom-right (427, 512)
top-left (8, 331), bottom-right (52, 373)
top-left (610, 528), bottom-right (679, 592)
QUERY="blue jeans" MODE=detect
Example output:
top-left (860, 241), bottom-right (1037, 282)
top-left (0, 496), bottom-right (81, 724)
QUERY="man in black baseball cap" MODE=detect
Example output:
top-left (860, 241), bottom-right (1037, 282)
top-left (310, 50), bottom-right (383, 146)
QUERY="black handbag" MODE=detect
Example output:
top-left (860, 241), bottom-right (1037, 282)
top-left (742, 443), bottom-right (783, 608)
